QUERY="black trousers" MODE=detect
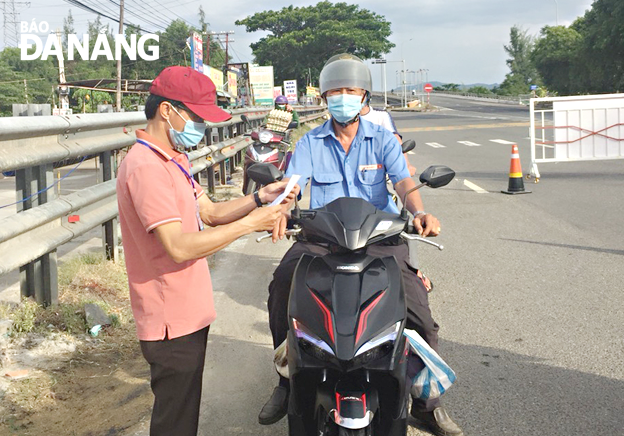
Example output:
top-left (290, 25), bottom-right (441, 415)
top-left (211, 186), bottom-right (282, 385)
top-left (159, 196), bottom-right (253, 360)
top-left (268, 241), bottom-right (441, 411)
top-left (140, 326), bottom-right (209, 436)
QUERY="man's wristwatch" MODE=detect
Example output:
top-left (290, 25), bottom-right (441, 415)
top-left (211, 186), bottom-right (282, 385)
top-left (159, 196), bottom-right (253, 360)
top-left (253, 190), bottom-right (263, 207)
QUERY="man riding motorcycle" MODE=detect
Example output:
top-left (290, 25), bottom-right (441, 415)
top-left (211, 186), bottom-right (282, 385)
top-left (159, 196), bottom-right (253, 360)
top-left (258, 53), bottom-right (464, 436)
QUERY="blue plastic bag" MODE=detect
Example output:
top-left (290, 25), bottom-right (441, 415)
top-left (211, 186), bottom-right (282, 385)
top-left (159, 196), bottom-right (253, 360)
top-left (404, 329), bottom-right (457, 400)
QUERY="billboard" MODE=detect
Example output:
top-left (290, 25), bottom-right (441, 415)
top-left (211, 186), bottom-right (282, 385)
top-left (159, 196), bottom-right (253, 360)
top-left (273, 86), bottom-right (283, 99)
top-left (190, 32), bottom-right (203, 73)
top-left (227, 71), bottom-right (238, 98)
top-left (249, 65), bottom-right (274, 106)
top-left (284, 80), bottom-right (297, 105)
top-left (306, 86), bottom-right (320, 97)
top-left (203, 65), bottom-right (224, 92)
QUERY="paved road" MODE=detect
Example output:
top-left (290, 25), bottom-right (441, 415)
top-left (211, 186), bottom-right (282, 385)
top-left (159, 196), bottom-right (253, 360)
top-left (69, 95), bottom-right (619, 436)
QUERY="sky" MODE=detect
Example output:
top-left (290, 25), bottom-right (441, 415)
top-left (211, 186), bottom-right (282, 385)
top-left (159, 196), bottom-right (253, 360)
top-left (2, 0), bottom-right (595, 90)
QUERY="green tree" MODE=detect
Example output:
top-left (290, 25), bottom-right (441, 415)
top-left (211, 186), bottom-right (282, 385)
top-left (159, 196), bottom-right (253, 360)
top-left (438, 83), bottom-right (460, 92)
top-left (498, 25), bottom-right (540, 95)
top-left (531, 25), bottom-right (584, 95)
top-left (0, 47), bottom-right (58, 114)
top-left (62, 10), bottom-right (75, 49)
top-left (577, 0), bottom-right (624, 92)
top-left (467, 86), bottom-right (493, 95)
top-left (236, 1), bottom-right (395, 89)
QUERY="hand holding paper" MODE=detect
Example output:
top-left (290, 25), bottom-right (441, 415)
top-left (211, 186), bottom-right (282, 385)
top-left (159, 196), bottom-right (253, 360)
top-left (269, 175), bottom-right (301, 207)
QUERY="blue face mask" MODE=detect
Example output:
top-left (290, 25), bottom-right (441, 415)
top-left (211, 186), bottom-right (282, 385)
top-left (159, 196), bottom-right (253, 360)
top-left (326, 94), bottom-right (364, 124)
top-left (167, 106), bottom-right (206, 150)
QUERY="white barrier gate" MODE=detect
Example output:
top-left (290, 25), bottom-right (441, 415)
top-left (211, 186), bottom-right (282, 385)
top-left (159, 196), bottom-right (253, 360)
top-left (529, 93), bottom-right (624, 181)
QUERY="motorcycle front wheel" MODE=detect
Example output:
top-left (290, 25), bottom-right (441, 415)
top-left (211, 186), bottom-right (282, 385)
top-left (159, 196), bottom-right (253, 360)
top-left (338, 427), bottom-right (372, 436)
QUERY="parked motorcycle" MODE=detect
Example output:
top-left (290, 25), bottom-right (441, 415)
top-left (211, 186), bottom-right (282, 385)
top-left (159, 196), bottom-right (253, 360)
top-left (248, 163), bottom-right (455, 436)
top-left (240, 114), bottom-right (298, 195)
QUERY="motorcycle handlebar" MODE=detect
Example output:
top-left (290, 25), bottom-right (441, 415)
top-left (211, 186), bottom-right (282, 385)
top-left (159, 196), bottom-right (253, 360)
top-left (400, 232), bottom-right (444, 250)
top-left (256, 228), bottom-right (301, 243)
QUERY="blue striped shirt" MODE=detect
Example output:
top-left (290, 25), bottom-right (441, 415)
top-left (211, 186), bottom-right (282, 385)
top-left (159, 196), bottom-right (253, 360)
top-left (286, 119), bottom-right (410, 214)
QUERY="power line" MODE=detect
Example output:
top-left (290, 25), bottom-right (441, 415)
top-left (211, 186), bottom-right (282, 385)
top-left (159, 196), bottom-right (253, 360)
top-left (61, 0), bottom-right (157, 33)
top-left (135, 0), bottom-right (195, 29)
top-left (1, 0), bottom-right (31, 47)
top-left (86, 0), bottom-right (166, 33)
top-left (106, 0), bottom-right (169, 31)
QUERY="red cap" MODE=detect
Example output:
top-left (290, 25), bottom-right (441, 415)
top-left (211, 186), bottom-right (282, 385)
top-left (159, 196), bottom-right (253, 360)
top-left (150, 66), bottom-right (232, 123)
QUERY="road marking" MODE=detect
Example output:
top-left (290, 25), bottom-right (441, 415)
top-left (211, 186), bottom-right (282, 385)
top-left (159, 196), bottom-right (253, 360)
top-left (458, 141), bottom-right (481, 147)
top-left (463, 179), bottom-right (488, 194)
top-left (401, 122), bottom-right (529, 133)
top-left (408, 150), bottom-right (416, 155)
top-left (426, 142), bottom-right (446, 148)
top-left (490, 139), bottom-right (516, 144)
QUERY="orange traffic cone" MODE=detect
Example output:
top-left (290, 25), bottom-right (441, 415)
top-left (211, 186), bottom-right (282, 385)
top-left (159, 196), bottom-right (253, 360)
top-left (502, 144), bottom-right (531, 195)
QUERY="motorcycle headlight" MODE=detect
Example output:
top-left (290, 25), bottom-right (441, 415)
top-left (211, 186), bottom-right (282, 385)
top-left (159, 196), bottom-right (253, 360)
top-left (292, 318), bottom-right (335, 362)
top-left (259, 130), bottom-right (273, 144)
top-left (352, 322), bottom-right (401, 366)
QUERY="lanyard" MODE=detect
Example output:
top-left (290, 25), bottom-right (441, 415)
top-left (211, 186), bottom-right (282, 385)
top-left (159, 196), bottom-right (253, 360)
top-left (137, 139), bottom-right (204, 230)
top-left (137, 139), bottom-right (196, 196)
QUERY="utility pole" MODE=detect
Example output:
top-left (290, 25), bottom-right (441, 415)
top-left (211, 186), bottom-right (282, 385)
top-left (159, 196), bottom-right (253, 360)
top-left (383, 61), bottom-right (387, 108)
top-left (225, 32), bottom-right (229, 72)
top-left (372, 57), bottom-right (388, 108)
top-left (116, 0), bottom-right (124, 112)
top-left (55, 29), bottom-right (69, 111)
top-left (402, 59), bottom-right (407, 108)
top-left (205, 31), bottom-right (234, 74)
top-left (554, 0), bottom-right (559, 25)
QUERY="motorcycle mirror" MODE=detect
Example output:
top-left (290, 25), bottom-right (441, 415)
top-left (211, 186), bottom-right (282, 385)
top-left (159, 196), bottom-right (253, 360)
top-left (401, 139), bottom-right (416, 154)
top-left (419, 165), bottom-right (456, 188)
top-left (240, 114), bottom-right (251, 128)
top-left (401, 165), bottom-right (456, 213)
top-left (247, 163), bottom-right (284, 185)
top-left (287, 121), bottom-right (299, 130)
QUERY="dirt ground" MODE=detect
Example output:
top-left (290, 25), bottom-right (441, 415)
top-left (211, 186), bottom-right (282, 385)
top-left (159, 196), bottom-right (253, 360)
top-left (0, 332), bottom-right (152, 436)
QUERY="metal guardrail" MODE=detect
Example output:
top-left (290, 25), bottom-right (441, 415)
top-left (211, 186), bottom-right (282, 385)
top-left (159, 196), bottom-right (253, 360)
top-left (0, 106), bottom-right (327, 305)
top-left (430, 91), bottom-right (532, 106)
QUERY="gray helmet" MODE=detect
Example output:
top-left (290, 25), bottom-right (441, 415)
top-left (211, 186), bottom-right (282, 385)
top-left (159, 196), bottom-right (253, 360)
top-left (319, 53), bottom-right (372, 96)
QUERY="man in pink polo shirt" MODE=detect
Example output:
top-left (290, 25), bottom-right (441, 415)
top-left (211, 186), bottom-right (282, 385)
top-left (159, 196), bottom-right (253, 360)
top-left (117, 66), bottom-right (287, 436)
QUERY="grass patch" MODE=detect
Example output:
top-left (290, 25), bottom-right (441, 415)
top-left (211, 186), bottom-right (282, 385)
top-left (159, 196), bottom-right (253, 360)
top-left (1, 253), bottom-right (132, 338)
top-left (290, 122), bottom-right (317, 145)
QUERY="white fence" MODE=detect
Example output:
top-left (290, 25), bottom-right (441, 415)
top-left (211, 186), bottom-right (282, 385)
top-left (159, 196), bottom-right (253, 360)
top-left (529, 93), bottom-right (624, 180)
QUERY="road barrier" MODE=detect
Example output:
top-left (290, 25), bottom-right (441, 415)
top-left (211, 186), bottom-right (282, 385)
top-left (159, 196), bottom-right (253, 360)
top-left (528, 94), bottom-right (624, 181)
top-left (0, 106), bottom-right (327, 305)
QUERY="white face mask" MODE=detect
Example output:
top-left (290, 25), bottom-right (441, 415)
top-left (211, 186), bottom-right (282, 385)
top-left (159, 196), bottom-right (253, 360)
top-left (167, 106), bottom-right (206, 150)
top-left (326, 94), bottom-right (364, 124)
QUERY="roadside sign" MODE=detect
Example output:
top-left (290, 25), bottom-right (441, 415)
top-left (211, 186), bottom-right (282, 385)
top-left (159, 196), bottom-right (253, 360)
top-left (372, 59), bottom-right (386, 64)
top-left (424, 83), bottom-right (433, 93)
top-left (284, 80), bottom-right (298, 105)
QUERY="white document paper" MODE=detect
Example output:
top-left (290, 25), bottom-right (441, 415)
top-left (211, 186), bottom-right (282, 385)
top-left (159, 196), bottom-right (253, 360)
top-left (269, 174), bottom-right (301, 207)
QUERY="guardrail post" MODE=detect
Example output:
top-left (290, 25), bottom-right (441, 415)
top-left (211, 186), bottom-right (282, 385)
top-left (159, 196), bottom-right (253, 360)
top-left (16, 164), bottom-right (58, 306)
top-left (100, 151), bottom-right (119, 262)
top-left (207, 166), bottom-right (215, 194)
top-left (218, 127), bottom-right (227, 185)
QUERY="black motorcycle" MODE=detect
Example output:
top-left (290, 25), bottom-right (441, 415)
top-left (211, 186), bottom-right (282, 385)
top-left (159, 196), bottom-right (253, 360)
top-left (249, 163), bottom-right (454, 436)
